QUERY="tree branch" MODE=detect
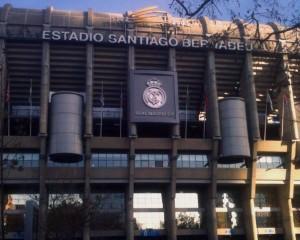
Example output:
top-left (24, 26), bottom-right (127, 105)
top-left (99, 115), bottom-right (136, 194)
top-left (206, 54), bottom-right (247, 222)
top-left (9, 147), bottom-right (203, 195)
top-left (174, 0), bottom-right (213, 18)
top-left (263, 22), bottom-right (300, 42)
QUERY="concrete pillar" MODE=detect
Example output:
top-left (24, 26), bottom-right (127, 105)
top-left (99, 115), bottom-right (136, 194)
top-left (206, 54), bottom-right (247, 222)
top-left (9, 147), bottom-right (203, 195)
top-left (127, 25), bottom-right (136, 240)
top-left (38, 7), bottom-right (52, 240)
top-left (128, 27), bottom-right (137, 138)
top-left (127, 142), bottom-right (135, 240)
top-left (244, 142), bottom-right (258, 240)
top-left (0, 27), bottom-right (7, 240)
top-left (240, 52), bottom-right (261, 141)
top-left (83, 8), bottom-right (94, 239)
top-left (205, 50), bottom-right (220, 240)
top-left (276, 51), bottom-right (297, 240)
top-left (209, 141), bottom-right (218, 240)
top-left (278, 133), bottom-right (296, 240)
top-left (240, 51), bottom-right (259, 240)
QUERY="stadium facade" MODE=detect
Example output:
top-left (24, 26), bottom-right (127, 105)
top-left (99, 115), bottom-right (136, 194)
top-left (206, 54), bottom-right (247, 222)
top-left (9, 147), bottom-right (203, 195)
top-left (0, 3), bottom-right (300, 240)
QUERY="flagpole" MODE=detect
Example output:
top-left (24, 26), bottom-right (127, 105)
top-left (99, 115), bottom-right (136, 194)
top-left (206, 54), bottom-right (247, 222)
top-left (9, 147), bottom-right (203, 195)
top-left (264, 90), bottom-right (268, 140)
top-left (184, 86), bottom-right (189, 139)
top-left (119, 83), bottom-right (123, 138)
top-left (29, 79), bottom-right (32, 136)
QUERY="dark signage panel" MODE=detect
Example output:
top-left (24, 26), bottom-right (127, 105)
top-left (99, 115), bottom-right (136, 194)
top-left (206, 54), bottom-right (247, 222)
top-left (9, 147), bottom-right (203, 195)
top-left (129, 70), bottom-right (179, 123)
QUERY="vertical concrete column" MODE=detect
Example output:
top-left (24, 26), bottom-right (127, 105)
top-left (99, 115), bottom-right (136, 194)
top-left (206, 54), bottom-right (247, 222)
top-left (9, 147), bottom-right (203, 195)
top-left (127, 142), bottom-right (135, 240)
top-left (243, 143), bottom-right (258, 240)
top-left (83, 8), bottom-right (94, 240)
top-left (276, 52), bottom-right (297, 240)
top-left (128, 27), bottom-right (137, 138)
top-left (240, 52), bottom-right (261, 141)
top-left (127, 25), bottom-right (136, 240)
top-left (38, 6), bottom-right (52, 240)
top-left (240, 52), bottom-right (259, 240)
top-left (205, 50), bottom-right (220, 240)
top-left (0, 20), bottom-right (7, 240)
top-left (166, 47), bottom-right (178, 240)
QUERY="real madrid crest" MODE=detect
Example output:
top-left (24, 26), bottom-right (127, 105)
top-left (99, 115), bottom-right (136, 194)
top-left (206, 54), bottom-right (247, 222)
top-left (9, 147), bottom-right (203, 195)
top-left (143, 78), bottom-right (167, 109)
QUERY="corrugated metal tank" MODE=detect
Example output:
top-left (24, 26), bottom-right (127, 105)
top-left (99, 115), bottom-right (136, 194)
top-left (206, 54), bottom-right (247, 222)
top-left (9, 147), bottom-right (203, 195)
top-left (295, 102), bottom-right (300, 167)
top-left (219, 97), bottom-right (251, 163)
top-left (49, 92), bottom-right (83, 162)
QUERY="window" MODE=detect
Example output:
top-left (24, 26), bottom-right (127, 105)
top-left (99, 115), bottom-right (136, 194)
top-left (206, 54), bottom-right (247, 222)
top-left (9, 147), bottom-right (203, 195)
top-left (175, 193), bottom-right (204, 229)
top-left (177, 153), bottom-right (208, 168)
top-left (255, 188), bottom-right (281, 228)
top-left (135, 153), bottom-right (169, 168)
top-left (257, 155), bottom-right (285, 169)
top-left (217, 161), bottom-right (246, 169)
top-left (293, 188), bottom-right (300, 228)
top-left (133, 193), bottom-right (165, 230)
top-left (4, 194), bottom-right (39, 237)
top-left (255, 191), bottom-right (279, 208)
top-left (294, 211), bottom-right (300, 227)
top-left (90, 193), bottom-right (125, 230)
top-left (48, 160), bottom-right (83, 167)
top-left (256, 212), bottom-right (281, 228)
top-left (216, 190), bottom-right (243, 229)
top-left (3, 153), bottom-right (39, 168)
top-left (91, 153), bottom-right (127, 168)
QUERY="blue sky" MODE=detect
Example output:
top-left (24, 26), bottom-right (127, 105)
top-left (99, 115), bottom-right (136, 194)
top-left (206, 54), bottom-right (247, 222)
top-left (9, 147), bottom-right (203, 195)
top-left (0, 0), bottom-right (297, 23)
top-left (0, 0), bottom-right (171, 13)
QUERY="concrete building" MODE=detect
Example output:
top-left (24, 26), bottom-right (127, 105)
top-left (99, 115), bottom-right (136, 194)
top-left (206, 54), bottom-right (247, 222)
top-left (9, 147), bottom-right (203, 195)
top-left (0, 3), bottom-right (300, 240)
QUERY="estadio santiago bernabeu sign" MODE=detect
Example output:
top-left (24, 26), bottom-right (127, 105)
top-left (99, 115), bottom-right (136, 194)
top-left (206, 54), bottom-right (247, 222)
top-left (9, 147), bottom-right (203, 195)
top-left (129, 70), bottom-right (179, 123)
top-left (42, 30), bottom-right (253, 51)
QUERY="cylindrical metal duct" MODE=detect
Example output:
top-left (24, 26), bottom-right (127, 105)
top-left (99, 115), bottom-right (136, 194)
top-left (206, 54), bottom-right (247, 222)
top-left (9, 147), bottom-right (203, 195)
top-left (295, 102), bottom-right (300, 167)
top-left (219, 97), bottom-right (251, 163)
top-left (49, 92), bottom-right (83, 162)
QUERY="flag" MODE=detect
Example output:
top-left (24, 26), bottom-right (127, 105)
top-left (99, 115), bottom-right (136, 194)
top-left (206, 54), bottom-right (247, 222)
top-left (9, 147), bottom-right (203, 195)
top-left (266, 91), bottom-right (273, 112)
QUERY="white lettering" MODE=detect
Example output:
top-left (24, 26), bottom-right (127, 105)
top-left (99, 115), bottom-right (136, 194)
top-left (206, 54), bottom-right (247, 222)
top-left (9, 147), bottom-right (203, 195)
top-left (52, 31), bottom-right (60, 40)
top-left (228, 41), bottom-right (237, 50)
top-left (127, 35), bottom-right (137, 44)
top-left (61, 31), bottom-right (70, 40)
top-left (200, 39), bottom-right (208, 48)
top-left (42, 30), bottom-right (50, 40)
top-left (69, 32), bottom-right (78, 41)
top-left (149, 37), bottom-right (158, 46)
top-left (237, 42), bottom-right (245, 51)
top-left (169, 37), bottom-right (178, 47)
top-left (108, 34), bottom-right (117, 43)
top-left (182, 39), bottom-right (191, 47)
top-left (93, 33), bottom-right (103, 43)
top-left (192, 39), bottom-right (200, 48)
top-left (118, 35), bottom-right (127, 44)
top-left (79, 32), bottom-right (89, 41)
top-left (158, 37), bottom-right (168, 46)
top-left (218, 41), bottom-right (227, 50)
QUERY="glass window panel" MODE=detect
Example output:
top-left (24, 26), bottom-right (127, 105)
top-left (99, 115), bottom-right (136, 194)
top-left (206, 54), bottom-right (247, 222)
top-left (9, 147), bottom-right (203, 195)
top-left (133, 193), bottom-right (163, 209)
top-left (134, 212), bottom-right (164, 230)
top-left (294, 211), bottom-right (300, 227)
top-left (175, 193), bottom-right (198, 208)
top-left (217, 211), bottom-right (242, 229)
top-left (176, 211), bottom-right (200, 229)
top-left (256, 212), bottom-right (281, 228)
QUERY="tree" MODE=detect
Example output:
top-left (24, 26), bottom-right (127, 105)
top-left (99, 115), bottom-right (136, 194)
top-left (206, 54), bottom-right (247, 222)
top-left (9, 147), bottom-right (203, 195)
top-left (169, 0), bottom-right (300, 51)
top-left (176, 212), bottom-right (200, 229)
